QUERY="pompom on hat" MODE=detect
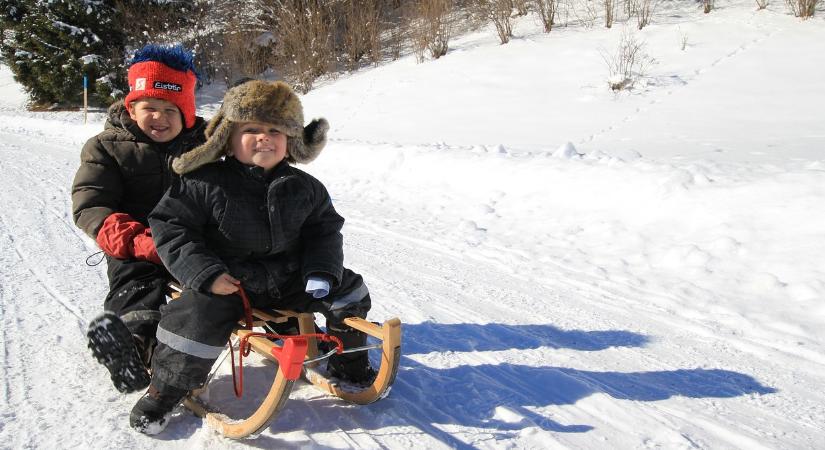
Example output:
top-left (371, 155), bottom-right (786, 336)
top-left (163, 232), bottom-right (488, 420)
top-left (173, 80), bottom-right (329, 175)
top-left (125, 44), bottom-right (199, 129)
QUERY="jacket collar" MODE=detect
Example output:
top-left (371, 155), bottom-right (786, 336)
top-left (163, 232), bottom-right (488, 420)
top-left (227, 157), bottom-right (292, 183)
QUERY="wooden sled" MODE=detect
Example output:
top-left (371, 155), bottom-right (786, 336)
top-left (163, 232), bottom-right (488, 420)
top-left (181, 308), bottom-right (401, 439)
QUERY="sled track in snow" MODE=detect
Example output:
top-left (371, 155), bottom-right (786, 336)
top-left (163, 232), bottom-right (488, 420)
top-left (0, 218), bottom-right (37, 447)
top-left (0, 271), bottom-right (12, 413)
top-left (0, 174), bottom-right (88, 325)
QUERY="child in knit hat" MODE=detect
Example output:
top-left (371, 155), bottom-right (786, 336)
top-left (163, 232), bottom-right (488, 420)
top-left (132, 80), bottom-right (374, 434)
top-left (72, 44), bottom-right (207, 396)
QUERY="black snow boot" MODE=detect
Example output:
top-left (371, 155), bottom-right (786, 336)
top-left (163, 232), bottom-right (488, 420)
top-left (87, 312), bottom-right (151, 393)
top-left (327, 327), bottom-right (376, 385)
top-left (129, 382), bottom-right (188, 434)
top-left (133, 334), bottom-right (156, 369)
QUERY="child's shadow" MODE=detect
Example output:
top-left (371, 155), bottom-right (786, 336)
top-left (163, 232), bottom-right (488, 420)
top-left (171, 322), bottom-right (776, 449)
top-left (401, 320), bottom-right (651, 354)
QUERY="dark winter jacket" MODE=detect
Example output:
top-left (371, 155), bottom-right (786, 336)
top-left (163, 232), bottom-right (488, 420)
top-left (71, 101), bottom-right (207, 238)
top-left (148, 158), bottom-right (345, 296)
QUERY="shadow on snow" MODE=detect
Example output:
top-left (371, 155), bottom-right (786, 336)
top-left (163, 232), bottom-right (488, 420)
top-left (162, 321), bottom-right (776, 449)
top-left (401, 320), bottom-right (651, 354)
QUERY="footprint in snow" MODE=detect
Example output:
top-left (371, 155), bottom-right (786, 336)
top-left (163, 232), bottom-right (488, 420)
top-left (459, 220), bottom-right (487, 247)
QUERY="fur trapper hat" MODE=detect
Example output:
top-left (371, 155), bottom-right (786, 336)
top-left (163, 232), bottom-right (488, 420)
top-left (173, 80), bottom-right (329, 175)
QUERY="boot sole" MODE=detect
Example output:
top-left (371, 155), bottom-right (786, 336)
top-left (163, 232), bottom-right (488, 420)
top-left (87, 312), bottom-right (151, 393)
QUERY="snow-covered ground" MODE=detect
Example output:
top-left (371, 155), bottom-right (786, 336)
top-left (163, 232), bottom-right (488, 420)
top-left (1, 2), bottom-right (824, 448)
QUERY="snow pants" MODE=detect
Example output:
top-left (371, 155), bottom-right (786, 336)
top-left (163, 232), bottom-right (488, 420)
top-left (104, 255), bottom-right (174, 358)
top-left (151, 268), bottom-right (371, 390)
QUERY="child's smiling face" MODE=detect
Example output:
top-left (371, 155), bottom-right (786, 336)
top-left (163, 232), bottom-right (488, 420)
top-left (230, 121), bottom-right (288, 172)
top-left (128, 97), bottom-right (183, 143)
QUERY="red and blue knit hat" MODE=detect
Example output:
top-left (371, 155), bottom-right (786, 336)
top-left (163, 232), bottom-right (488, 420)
top-left (125, 44), bottom-right (199, 128)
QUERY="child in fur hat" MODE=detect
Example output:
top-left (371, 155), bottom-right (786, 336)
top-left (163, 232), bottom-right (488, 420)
top-left (72, 44), bottom-right (207, 396)
top-left (134, 80), bottom-right (374, 434)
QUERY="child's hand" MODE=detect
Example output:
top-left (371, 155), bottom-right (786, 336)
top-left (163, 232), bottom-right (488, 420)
top-left (210, 273), bottom-right (240, 295)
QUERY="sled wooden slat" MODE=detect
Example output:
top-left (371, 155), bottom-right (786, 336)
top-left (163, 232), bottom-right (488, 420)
top-left (295, 313), bottom-right (319, 361)
top-left (252, 308), bottom-right (300, 322)
top-left (343, 317), bottom-right (385, 339)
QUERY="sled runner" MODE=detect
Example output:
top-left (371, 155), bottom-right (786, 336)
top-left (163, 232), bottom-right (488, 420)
top-left (167, 286), bottom-right (401, 439)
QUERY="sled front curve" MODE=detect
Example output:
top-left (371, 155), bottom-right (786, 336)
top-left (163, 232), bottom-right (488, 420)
top-left (183, 331), bottom-right (296, 439)
top-left (303, 317), bottom-right (402, 404)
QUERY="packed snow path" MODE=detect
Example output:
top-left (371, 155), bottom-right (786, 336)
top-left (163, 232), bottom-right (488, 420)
top-left (2, 2), bottom-right (825, 448)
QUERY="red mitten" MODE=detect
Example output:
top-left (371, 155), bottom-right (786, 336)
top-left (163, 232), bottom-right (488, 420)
top-left (96, 213), bottom-right (145, 259)
top-left (132, 229), bottom-right (162, 265)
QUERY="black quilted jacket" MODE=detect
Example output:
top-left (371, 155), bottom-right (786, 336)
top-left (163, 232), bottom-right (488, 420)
top-left (148, 157), bottom-right (345, 296)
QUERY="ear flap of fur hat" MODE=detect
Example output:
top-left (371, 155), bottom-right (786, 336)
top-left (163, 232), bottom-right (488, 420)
top-left (172, 111), bottom-right (232, 175)
top-left (287, 118), bottom-right (329, 164)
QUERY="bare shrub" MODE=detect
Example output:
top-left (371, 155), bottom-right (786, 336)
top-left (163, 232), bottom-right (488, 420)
top-left (574, 0), bottom-right (600, 28)
top-left (410, 0), bottom-right (453, 62)
top-left (185, 1), bottom-right (276, 86)
top-left (221, 27), bottom-right (272, 82)
top-left (387, 16), bottom-right (407, 61)
top-left (474, 0), bottom-right (514, 44)
top-left (755, 0), bottom-right (769, 9)
top-left (338, 0), bottom-right (384, 70)
top-left (634, 0), bottom-right (656, 29)
top-left (604, 0), bottom-right (617, 28)
top-left (269, 0), bottom-right (335, 93)
top-left (556, 0), bottom-right (572, 27)
top-left (623, 0), bottom-right (637, 18)
top-left (785, 0), bottom-right (818, 17)
top-left (377, 1), bottom-right (408, 61)
top-left (601, 30), bottom-right (654, 91)
top-left (533, 0), bottom-right (560, 32)
top-left (702, 0), bottom-right (714, 13)
top-left (512, 0), bottom-right (530, 15)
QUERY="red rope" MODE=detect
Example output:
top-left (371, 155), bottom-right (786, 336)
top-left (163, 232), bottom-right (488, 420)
top-left (228, 284), bottom-right (344, 397)
top-left (236, 285), bottom-right (255, 330)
